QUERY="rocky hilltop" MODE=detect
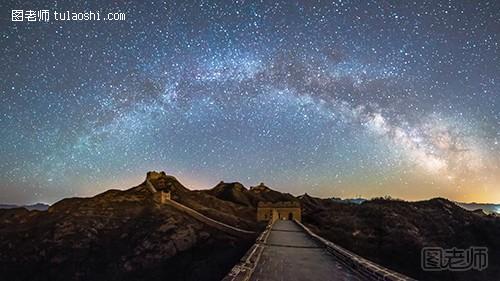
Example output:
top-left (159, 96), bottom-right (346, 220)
top-left (207, 181), bottom-right (297, 207)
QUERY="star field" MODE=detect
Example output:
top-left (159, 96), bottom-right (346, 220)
top-left (0, 0), bottom-right (499, 204)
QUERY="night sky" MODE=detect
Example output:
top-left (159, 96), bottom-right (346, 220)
top-left (1, 1), bottom-right (499, 204)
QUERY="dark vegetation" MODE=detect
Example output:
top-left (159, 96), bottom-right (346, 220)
top-left (299, 194), bottom-right (500, 281)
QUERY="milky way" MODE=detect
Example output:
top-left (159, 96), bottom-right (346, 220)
top-left (0, 0), bottom-right (499, 204)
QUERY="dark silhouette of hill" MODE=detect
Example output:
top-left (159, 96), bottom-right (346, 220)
top-left (206, 181), bottom-right (297, 208)
top-left (0, 171), bottom-right (257, 281)
top-left (207, 181), bottom-right (254, 207)
top-left (248, 182), bottom-right (297, 203)
top-left (299, 195), bottom-right (500, 281)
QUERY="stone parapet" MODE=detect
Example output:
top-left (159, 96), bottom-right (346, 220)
top-left (294, 220), bottom-right (417, 281)
top-left (221, 221), bottom-right (274, 281)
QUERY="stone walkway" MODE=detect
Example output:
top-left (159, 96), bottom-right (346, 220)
top-left (249, 220), bottom-right (365, 281)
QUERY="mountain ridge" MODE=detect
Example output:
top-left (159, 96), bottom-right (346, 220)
top-left (1, 171), bottom-right (499, 281)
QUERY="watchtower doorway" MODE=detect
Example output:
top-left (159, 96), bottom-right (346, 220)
top-left (256, 201), bottom-right (302, 222)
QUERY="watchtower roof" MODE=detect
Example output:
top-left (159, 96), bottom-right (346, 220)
top-left (257, 201), bottom-right (301, 208)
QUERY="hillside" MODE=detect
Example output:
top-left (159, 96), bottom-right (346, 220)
top-left (206, 181), bottom-right (297, 208)
top-left (300, 195), bottom-right (500, 281)
top-left (0, 171), bottom-right (257, 281)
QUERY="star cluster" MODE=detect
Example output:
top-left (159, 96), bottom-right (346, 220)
top-left (0, 0), bottom-right (499, 204)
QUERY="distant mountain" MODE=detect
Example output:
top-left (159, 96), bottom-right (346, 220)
top-left (299, 196), bottom-right (500, 281)
top-left (206, 181), bottom-right (297, 208)
top-left (0, 171), bottom-right (257, 281)
top-left (326, 197), bottom-right (500, 214)
top-left (206, 181), bottom-right (254, 207)
top-left (0, 204), bottom-right (19, 209)
top-left (329, 197), bottom-right (367, 204)
top-left (0, 203), bottom-right (49, 211)
top-left (455, 202), bottom-right (500, 214)
top-left (248, 182), bottom-right (297, 203)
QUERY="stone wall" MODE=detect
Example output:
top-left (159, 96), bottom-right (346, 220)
top-left (222, 220), bottom-right (274, 281)
top-left (165, 199), bottom-right (256, 237)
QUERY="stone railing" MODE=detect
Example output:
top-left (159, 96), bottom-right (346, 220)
top-left (164, 199), bottom-right (256, 237)
top-left (221, 221), bottom-right (274, 281)
top-left (144, 178), bottom-right (158, 193)
top-left (295, 220), bottom-right (417, 281)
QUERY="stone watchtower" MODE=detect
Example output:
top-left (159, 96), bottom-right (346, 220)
top-left (144, 171), bottom-right (172, 204)
top-left (153, 190), bottom-right (171, 204)
top-left (257, 201), bottom-right (301, 222)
